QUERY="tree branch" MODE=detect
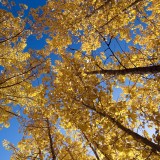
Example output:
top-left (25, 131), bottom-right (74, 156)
top-left (46, 118), bottom-right (56, 160)
top-left (81, 102), bottom-right (160, 153)
top-left (86, 65), bottom-right (160, 75)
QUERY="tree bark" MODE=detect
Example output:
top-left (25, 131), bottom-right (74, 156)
top-left (81, 102), bottom-right (160, 153)
top-left (86, 65), bottom-right (160, 75)
top-left (82, 132), bottom-right (101, 160)
top-left (46, 119), bottom-right (56, 160)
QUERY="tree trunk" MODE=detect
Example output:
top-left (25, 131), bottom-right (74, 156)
top-left (82, 102), bottom-right (160, 153)
top-left (86, 65), bottom-right (160, 75)
top-left (82, 132), bottom-right (101, 160)
top-left (46, 119), bottom-right (57, 160)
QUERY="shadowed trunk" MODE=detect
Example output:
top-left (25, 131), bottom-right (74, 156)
top-left (86, 65), bottom-right (160, 75)
top-left (81, 102), bottom-right (160, 153)
top-left (46, 119), bottom-right (56, 160)
top-left (82, 132), bottom-right (101, 160)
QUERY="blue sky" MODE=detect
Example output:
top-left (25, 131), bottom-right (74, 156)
top-left (0, 118), bottom-right (21, 160)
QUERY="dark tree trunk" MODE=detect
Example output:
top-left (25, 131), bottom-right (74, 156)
top-left (86, 65), bottom-right (160, 75)
top-left (82, 102), bottom-right (160, 153)
top-left (46, 119), bottom-right (57, 160)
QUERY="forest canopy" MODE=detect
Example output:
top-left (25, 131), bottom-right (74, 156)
top-left (0, 0), bottom-right (160, 159)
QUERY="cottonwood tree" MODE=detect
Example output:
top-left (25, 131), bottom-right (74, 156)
top-left (1, 0), bottom-right (160, 159)
top-left (0, 8), bottom-right (49, 128)
top-left (3, 104), bottom-right (94, 160)
top-left (52, 51), bottom-right (159, 159)
top-left (40, 0), bottom-right (160, 159)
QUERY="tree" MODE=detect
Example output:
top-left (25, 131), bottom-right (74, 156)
top-left (1, 0), bottom-right (160, 159)
top-left (3, 105), bottom-right (94, 160)
top-left (0, 7), bottom-right (49, 129)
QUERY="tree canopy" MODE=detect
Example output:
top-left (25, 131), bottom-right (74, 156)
top-left (0, 0), bottom-right (160, 159)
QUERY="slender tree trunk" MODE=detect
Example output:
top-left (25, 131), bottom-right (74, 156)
top-left (82, 102), bottom-right (160, 153)
top-left (46, 119), bottom-right (56, 160)
top-left (38, 148), bottom-right (43, 160)
top-left (86, 65), bottom-right (160, 75)
top-left (82, 132), bottom-right (101, 160)
top-left (93, 140), bottom-right (111, 160)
